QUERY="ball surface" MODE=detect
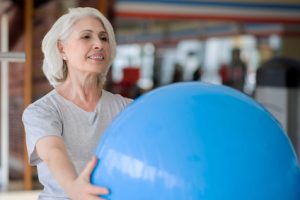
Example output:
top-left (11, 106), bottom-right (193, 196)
top-left (91, 82), bottom-right (300, 200)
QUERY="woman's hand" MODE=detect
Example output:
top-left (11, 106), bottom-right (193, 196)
top-left (36, 136), bottom-right (108, 199)
top-left (66, 156), bottom-right (109, 200)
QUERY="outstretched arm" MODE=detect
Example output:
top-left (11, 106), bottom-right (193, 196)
top-left (36, 135), bottom-right (108, 200)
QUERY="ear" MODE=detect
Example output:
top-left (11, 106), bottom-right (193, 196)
top-left (57, 41), bottom-right (67, 60)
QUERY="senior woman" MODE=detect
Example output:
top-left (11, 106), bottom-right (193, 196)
top-left (22, 7), bottom-right (131, 200)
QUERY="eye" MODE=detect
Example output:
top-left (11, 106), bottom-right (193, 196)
top-left (82, 35), bottom-right (91, 39)
top-left (99, 34), bottom-right (108, 42)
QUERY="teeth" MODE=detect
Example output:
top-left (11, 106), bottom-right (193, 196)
top-left (89, 55), bottom-right (104, 60)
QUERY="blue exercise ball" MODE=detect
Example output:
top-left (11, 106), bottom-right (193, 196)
top-left (91, 82), bottom-right (300, 200)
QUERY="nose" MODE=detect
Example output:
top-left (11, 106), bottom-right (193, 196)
top-left (93, 38), bottom-right (103, 50)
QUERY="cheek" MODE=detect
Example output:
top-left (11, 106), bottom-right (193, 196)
top-left (68, 47), bottom-right (86, 60)
top-left (67, 41), bottom-right (87, 53)
top-left (105, 45), bottom-right (111, 60)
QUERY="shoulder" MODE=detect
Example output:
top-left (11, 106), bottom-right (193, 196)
top-left (102, 90), bottom-right (133, 107)
top-left (100, 90), bottom-right (133, 115)
top-left (23, 90), bottom-right (61, 120)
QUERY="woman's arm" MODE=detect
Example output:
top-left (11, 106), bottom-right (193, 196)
top-left (36, 135), bottom-right (108, 200)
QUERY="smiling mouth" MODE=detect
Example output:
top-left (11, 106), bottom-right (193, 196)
top-left (88, 54), bottom-right (104, 61)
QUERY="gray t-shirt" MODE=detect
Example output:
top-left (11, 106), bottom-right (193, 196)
top-left (22, 89), bottom-right (132, 199)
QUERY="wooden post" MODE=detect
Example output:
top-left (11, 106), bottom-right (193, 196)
top-left (23, 0), bottom-right (33, 190)
top-left (98, 0), bottom-right (108, 17)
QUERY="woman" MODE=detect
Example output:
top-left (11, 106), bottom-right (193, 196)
top-left (22, 7), bottom-right (131, 200)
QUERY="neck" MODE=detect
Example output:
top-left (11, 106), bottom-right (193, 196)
top-left (56, 74), bottom-right (103, 112)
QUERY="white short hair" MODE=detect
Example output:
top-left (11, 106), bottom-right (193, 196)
top-left (42, 7), bottom-right (116, 87)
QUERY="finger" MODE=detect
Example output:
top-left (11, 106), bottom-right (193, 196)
top-left (89, 196), bottom-right (106, 200)
top-left (87, 185), bottom-right (109, 195)
top-left (81, 156), bottom-right (98, 179)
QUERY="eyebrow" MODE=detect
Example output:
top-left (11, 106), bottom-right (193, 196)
top-left (80, 30), bottom-right (107, 34)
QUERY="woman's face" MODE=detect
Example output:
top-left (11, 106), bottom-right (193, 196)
top-left (60, 16), bottom-right (111, 75)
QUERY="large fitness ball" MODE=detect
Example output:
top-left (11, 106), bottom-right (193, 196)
top-left (91, 82), bottom-right (300, 200)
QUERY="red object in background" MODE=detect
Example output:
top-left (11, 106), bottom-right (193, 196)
top-left (111, 67), bottom-right (140, 98)
top-left (121, 67), bottom-right (140, 86)
top-left (219, 64), bottom-right (229, 84)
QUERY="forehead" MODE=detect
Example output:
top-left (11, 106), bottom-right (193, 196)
top-left (72, 16), bottom-right (105, 32)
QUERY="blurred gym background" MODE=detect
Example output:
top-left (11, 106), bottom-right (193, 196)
top-left (0, 0), bottom-right (299, 198)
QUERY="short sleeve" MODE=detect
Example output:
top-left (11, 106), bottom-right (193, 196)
top-left (22, 100), bottom-right (62, 165)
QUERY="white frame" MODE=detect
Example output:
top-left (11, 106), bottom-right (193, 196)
top-left (0, 14), bottom-right (26, 191)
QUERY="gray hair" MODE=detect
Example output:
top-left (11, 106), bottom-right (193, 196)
top-left (42, 7), bottom-right (116, 87)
